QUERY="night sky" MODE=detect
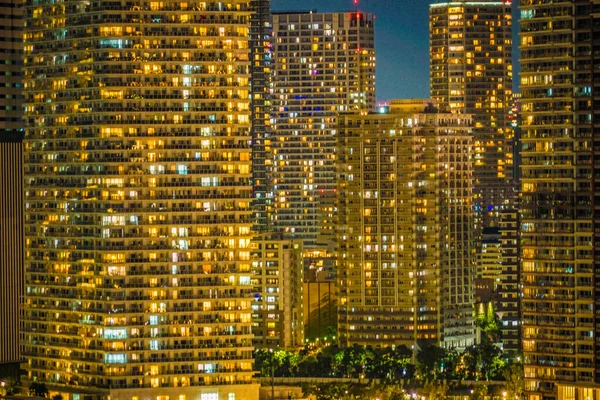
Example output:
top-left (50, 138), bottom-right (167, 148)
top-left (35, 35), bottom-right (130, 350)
top-left (272, 0), bottom-right (521, 103)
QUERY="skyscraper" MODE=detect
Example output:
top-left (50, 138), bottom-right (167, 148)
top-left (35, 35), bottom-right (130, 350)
top-left (337, 101), bottom-right (474, 349)
top-left (250, 235), bottom-right (304, 349)
top-left (271, 10), bottom-right (376, 248)
top-left (249, 0), bottom-right (273, 232)
top-left (22, 1), bottom-right (258, 399)
top-left (520, 0), bottom-right (600, 398)
top-left (476, 227), bottom-right (502, 294)
top-left (430, 0), bottom-right (513, 225)
top-left (0, 0), bottom-right (24, 379)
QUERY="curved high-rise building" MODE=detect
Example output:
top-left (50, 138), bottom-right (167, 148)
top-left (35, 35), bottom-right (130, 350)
top-left (22, 1), bottom-right (258, 399)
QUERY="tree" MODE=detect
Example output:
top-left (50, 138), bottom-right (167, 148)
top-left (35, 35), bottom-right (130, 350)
top-left (440, 347), bottom-right (461, 380)
top-left (332, 344), bottom-right (368, 378)
top-left (302, 382), bottom-right (360, 400)
top-left (475, 302), bottom-right (501, 342)
top-left (272, 349), bottom-right (299, 377)
top-left (470, 383), bottom-right (488, 400)
top-left (367, 346), bottom-right (415, 382)
top-left (324, 325), bottom-right (337, 340)
top-left (29, 382), bottom-right (49, 398)
top-left (296, 355), bottom-right (318, 377)
top-left (366, 383), bottom-right (410, 400)
top-left (0, 377), bottom-right (20, 396)
top-left (503, 363), bottom-right (524, 400)
top-left (416, 343), bottom-right (447, 380)
top-left (423, 379), bottom-right (449, 400)
top-left (462, 341), bottom-right (504, 381)
top-left (253, 349), bottom-right (272, 377)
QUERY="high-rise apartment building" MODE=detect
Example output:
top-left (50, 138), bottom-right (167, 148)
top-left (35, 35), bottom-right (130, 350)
top-left (22, 1), bottom-right (258, 399)
top-left (337, 101), bottom-right (475, 349)
top-left (497, 209), bottom-right (519, 354)
top-left (476, 227), bottom-right (503, 291)
top-left (508, 93), bottom-right (522, 184)
top-left (0, 0), bottom-right (24, 379)
top-left (271, 10), bottom-right (376, 248)
top-left (520, 1), bottom-right (600, 398)
top-left (473, 217), bottom-right (520, 354)
top-left (250, 236), bottom-right (304, 349)
top-left (430, 0), bottom-right (513, 225)
top-left (250, 0), bottom-right (272, 232)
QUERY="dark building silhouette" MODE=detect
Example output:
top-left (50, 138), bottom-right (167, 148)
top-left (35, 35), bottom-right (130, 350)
top-left (250, 0), bottom-right (273, 232)
top-left (0, 0), bottom-right (24, 380)
top-left (22, 1), bottom-right (259, 399)
top-left (520, 0), bottom-right (600, 398)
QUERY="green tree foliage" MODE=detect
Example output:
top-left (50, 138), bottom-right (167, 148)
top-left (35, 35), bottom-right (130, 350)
top-left (0, 377), bottom-right (21, 396)
top-left (366, 383), bottom-right (410, 400)
top-left (503, 363), bottom-right (524, 400)
top-left (302, 382), bottom-right (361, 400)
top-left (303, 382), bottom-right (411, 400)
top-left (462, 340), bottom-right (505, 381)
top-left (253, 335), bottom-right (523, 392)
top-left (254, 349), bottom-right (301, 378)
top-left (475, 302), bottom-right (501, 341)
top-left (334, 345), bottom-right (368, 378)
top-left (423, 379), bottom-right (449, 400)
top-left (29, 382), bottom-right (49, 398)
top-left (470, 383), bottom-right (488, 400)
top-left (366, 346), bottom-right (415, 381)
top-left (416, 343), bottom-right (447, 380)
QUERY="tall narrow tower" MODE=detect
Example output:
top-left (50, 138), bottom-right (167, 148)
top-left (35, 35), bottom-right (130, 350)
top-left (520, 0), bottom-right (600, 398)
top-left (250, 0), bottom-right (272, 232)
top-left (430, 0), bottom-right (513, 226)
top-left (0, 0), bottom-right (24, 379)
top-left (271, 10), bottom-right (376, 248)
top-left (22, 1), bottom-right (258, 399)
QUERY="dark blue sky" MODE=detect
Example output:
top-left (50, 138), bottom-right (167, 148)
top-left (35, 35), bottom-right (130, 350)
top-left (272, 0), bottom-right (520, 102)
